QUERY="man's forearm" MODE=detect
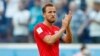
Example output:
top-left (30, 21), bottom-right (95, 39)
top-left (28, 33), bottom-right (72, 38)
top-left (50, 28), bottom-right (66, 43)
top-left (44, 28), bottom-right (65, 44)
top-left (63, 27), bottom-right (72, 43)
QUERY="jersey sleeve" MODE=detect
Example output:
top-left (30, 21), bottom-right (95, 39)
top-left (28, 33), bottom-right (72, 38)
top-left (34, 26), bottom-right (49, 40)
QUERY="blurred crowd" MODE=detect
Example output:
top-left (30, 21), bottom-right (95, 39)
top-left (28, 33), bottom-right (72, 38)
top-left (0, 0), bottom-right (100, 43)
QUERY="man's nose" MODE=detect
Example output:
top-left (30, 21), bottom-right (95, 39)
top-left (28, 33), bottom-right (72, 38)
top-left (51, 13), bottom-right (55, 16)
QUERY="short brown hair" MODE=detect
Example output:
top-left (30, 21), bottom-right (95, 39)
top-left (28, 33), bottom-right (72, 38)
top-left (42, 3), bottom-right (54, 14)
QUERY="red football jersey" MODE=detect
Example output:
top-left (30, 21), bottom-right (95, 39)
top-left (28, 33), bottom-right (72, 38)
top-left (34, 23), bottom-right (60, 56)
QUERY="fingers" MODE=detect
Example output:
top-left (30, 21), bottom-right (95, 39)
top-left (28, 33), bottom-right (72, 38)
top-left (64, 11), bottom-right (72, 19)
top-left (64, 11), bottom-right (72, 26)
top-left (68, 11), bottom-right (72, 19)
top-left (68, 11), bottom-right (72, 16)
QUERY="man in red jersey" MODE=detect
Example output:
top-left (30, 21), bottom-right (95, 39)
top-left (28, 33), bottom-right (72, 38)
top-left (34, 3), bottom-right (72, 56)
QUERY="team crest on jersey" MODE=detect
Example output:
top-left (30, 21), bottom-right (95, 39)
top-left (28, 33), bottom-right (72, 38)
top-left (36, 27), bottom-right (43, 34)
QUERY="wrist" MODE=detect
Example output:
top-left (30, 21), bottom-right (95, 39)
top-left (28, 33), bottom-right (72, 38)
top-left (66, 26), bottom-right (70, 29)
top-left (61, 27), bottom-right (66, 31)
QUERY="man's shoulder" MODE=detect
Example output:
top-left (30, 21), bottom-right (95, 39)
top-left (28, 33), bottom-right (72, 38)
top-left (34, 23), bottom-right (45, 35)
top-left (34, 23), bottom-right (43, 29)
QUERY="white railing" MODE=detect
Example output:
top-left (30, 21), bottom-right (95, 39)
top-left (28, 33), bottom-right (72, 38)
top-left (0, 43), bottom-right (100, 49)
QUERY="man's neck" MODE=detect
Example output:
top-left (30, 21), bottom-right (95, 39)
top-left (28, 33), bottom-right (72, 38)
top-left (43, 20), bottom-right (53, 28)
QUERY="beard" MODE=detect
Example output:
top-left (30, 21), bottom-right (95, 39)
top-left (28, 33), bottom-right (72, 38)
top-left (47, 19), bottom-right (55, 23)
top-left (47, 17), bottom-right (56, 23)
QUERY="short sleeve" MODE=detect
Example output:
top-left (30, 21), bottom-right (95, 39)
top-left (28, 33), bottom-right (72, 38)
top-left (34, 26), bottom-right (49, 40)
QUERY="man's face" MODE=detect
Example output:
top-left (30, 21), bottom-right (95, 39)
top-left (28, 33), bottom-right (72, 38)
top-left (44, 6), bottom-right (57, 23)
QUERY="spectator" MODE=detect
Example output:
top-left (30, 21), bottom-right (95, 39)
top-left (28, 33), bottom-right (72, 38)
top-left (69, 1), bottom-right (88, 43)
top-left (29, 0), bottom-right (44, 42)
top-left (53, 0), bottom-right (69, 28)
top-left (12, 0), bottom-right (30, 43)
top-left (5, 0), bottom-right (20, 39)
top-left (88, 0), bottom-right (100, 43)
top-left (73, 44), bottom-right (91, 56)
top-left (0, 0), bottom-right (8, 42)
top-left (29, 0), bottom-right (43, 31)
top-left (77, 2), bottom-right (92, 43)
top-left (5, 0), bottom-right (19, 18)
top-left (0, 0), bottom-right (5, 25)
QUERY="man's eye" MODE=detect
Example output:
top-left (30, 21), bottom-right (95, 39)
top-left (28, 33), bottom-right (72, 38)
top-left (53, 11), bottom-right (56, 13)
top-left (48, 11), bottom-right (52, 13)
